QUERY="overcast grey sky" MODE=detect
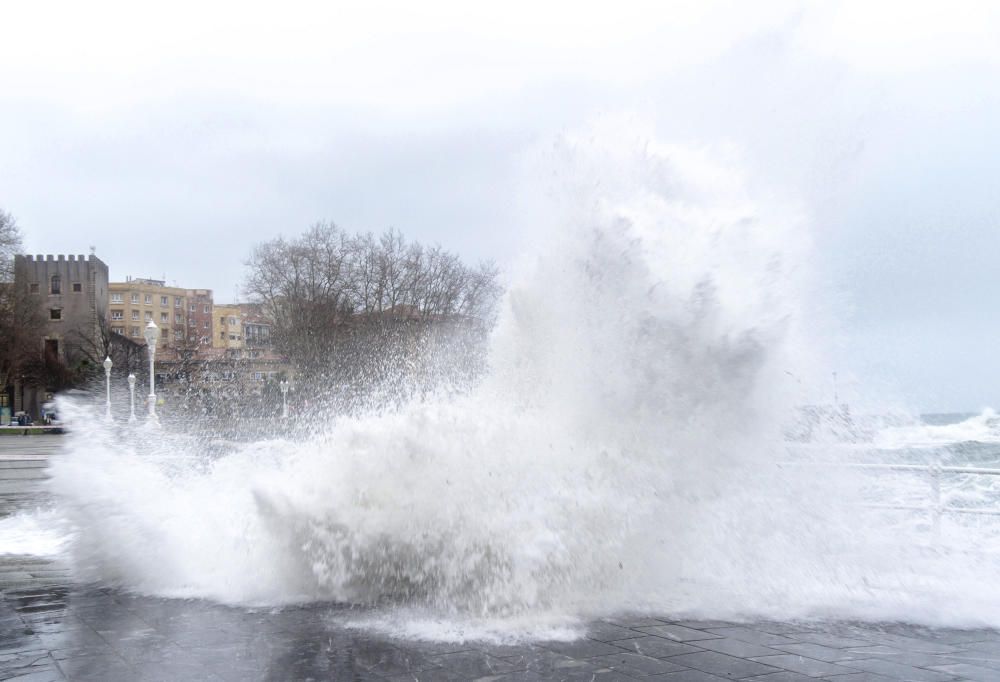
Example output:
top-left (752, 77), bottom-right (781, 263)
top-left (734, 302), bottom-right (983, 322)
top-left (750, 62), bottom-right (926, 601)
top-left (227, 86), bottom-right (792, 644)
top-left (2, 1), bottom-right (999, 412)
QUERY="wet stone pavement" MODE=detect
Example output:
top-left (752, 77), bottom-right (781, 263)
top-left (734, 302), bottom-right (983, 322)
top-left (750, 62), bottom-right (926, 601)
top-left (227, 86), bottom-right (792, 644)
top-left (3, 440), bottom-right (1000, 680)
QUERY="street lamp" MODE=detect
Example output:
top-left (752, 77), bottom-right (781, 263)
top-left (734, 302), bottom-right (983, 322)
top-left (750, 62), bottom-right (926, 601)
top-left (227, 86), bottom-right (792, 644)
top-left (127, 373), bottom-right (137, 424)
top-left (279, 380), bottom-right (290, 419)
top-left (103, 356), bottom-right (113, 421)
top-left (143, 321), bottom-right (159, 424)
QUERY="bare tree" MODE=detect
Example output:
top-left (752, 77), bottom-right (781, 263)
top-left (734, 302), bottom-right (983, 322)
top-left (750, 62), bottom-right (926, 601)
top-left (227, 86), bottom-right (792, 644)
top-left (0, 210), bottom-right (19, 283)
top-left (64, 315), bottom-right (145, 381)
top-left (0, 211), bottom-right (45, 394)
top-left (244, 222), bottom-right (502, 395)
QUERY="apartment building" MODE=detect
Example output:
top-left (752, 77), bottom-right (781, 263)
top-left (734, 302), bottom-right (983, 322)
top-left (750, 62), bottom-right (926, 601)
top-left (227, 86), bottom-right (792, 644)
top-left (108, 278), bottom-right (214, 351)
top-left (213, 303), bottom-right (243, 350)
top-left (187, 289), bottom-right (214, 347)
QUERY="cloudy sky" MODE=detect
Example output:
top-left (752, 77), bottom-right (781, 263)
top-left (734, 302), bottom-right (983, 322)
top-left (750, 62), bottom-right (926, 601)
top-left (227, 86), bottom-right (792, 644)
top-left (2, 1), bottom-right (999, 411)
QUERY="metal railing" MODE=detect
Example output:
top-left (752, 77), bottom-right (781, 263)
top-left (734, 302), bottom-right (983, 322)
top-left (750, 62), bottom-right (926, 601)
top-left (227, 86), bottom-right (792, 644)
top-left (783, 446), bottom-right (1000, 539)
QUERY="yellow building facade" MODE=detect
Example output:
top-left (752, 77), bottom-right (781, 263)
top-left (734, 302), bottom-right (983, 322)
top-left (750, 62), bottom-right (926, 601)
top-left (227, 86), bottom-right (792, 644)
top-left (213, 303), bottom-right (244, 350)
top-left (108, 278), bottom-right (214, 350)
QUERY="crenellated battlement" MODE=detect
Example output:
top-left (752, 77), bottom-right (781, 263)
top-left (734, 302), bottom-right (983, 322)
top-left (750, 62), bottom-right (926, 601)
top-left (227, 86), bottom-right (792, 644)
top-left (21, 254), bottom-right (92, 262)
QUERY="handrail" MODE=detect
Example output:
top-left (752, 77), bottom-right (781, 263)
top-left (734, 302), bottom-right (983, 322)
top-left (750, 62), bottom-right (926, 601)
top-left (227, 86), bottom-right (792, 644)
top-left (780, 461), bottom-right (1000, 476)
top-left (780, 453), bottom-right (1000, 538)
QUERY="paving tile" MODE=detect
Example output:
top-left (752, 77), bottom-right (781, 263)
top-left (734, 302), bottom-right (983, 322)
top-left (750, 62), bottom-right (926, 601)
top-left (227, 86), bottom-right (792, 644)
top-left (1, 667), bottom-right (65, 682)
top-left (942, 651), bottom-right (1000, 671)
top-left (788, 632), bottom-right (873, 649)
top-left (755, 623), bottom-right (815, 636)
top-left (917, 628), bottom-right (998, 645)
top-left (705, 627), bottom-right (799, 647)
top-left (952, 638), bottom-right (1000, 657)
top-left (129, 660), bottom-right (226, 681)
top-left (386, 670), bottom-right (467, 682)
top-left (841, 645), bottom-right (905, 657)
top-left (743, 673), bottom-right (815, 682)
top-left (696, 637), bottom-right (783, 658)
top-left (616, 636), bottom-right (703, 659)
top-left (495, 648), bottom-right (593, 675)
top-left (605, 615), bottom-right (670, 628)
top-left (841, 657), bottom-right (956, 681)
top-left (366, 646), bottom-right (448, 676)
top-left (749, 654), bottom-right (860, 677)
top-left (0, 638), bottom-right (46, 656)
top-left (855, 650), bottom-right (962, 669)
top-left (588, 651), bottom-right (688, 676)
top-left (822, 673), bottom-right (900, 682)
top-left (655, 670), bottom-right (731, 682)
top-left (671, 620), bottom-right (739, 630)
top-left (55, 654), bottom-right (133, 680)
top-left (774, 642), bottom-right (859, 662)
top-left (669, 650), bottom-right (784, 679)
top-left (586, 621), bottom-right (646, 642)
top-left (865, 634), bottom-right (960, 655)
top-left (403, 640), bottom-right (476, 656)
top-left (539, 638), bottom-right (629, 659)
top-left (926, 661), bottom-right (998, 681)
top-left (636, 624), bottom-right (722, 642)
top-left (430, 650), bottom-right (522, 678)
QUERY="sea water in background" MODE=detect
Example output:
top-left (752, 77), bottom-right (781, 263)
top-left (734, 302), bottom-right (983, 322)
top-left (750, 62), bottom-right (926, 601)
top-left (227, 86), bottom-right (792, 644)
top-left (33, 127), bottom-right (1000, 640)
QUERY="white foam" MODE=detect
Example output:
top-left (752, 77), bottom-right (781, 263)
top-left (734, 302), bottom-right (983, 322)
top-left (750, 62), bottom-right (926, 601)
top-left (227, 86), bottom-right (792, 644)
top-left (0, 511), bottom-right (70, 557)
top-left (875, 409), bottom-right (1000, 449)
top-left (41, 124), bottom-right (1000, 638)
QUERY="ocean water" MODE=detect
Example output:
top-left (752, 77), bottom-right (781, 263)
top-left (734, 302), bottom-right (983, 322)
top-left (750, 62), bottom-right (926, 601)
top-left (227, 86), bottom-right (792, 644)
top-left (6, 126), bottom-right (1000, 641)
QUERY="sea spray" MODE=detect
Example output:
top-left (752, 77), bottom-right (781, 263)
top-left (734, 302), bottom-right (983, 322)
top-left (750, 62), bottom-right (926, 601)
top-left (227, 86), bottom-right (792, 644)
top-left (44, 127), bottom-right (1000, 637)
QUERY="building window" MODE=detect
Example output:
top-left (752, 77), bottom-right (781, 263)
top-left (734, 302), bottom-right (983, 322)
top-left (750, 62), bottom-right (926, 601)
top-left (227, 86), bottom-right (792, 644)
top-left (204, 320), bottom-right (209, 328)
top-left (220, 331), bottom-right (226, 339)
top-left (175, 313), bottom-right (183, 324)
top-left (204, 305), bottom-right (210, 313)
top-left (111, 293), bottom-right (123, 303)
top-left (72, 282), bottom-right (82, 292)
top-left (131, 310), bottom-right (139, 321)
top-left (131, 293), bottom-right (139, 304)
top-left (254, 372), bottom-right (263, 381)
top-left (228, 317), bottom-right (236, 325)
top-left (175, 297), bottom-right (182, 307)
top-left (144, 294), bottom-right (152, 305)
top-left (189, 304), bottom-right (195, 312)
top-left (175, 330), bottom-right (183, 340)
top-left (112, 326), bottom-right (124, 335)
top-left (161, 328), bottom-right (169, 339)
top-left (160, 312), bottom-right (168, 323)
top-left (50, 275), bottom-right (61, 294)
top-left (144, 311), bottom-right (153, 321)
top-left (49, 308), bottom-right (62, 320)
top-left (219, 316), bottom-right (225, 325)
top-left (111, 310), bottom-right (123, 320)
top-left (130, 326), bottom-right (140, 337)
top-left (30, 283), bottom-right (39, 294)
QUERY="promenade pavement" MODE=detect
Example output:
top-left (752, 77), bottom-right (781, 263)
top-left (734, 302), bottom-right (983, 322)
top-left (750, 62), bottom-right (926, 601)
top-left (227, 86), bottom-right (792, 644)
top-left (1, 438), bottom-right (999, 681)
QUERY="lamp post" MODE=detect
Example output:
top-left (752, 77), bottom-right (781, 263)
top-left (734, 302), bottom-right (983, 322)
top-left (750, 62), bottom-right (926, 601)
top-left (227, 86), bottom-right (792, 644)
top-left (143, 321), bottom-right (159, 424)
top-left (103, 356), bottom-right (113, 421)
top-left (279, 380), bottom-right (290, 419)
top-left (127, 373), bottom-right (137, 424)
